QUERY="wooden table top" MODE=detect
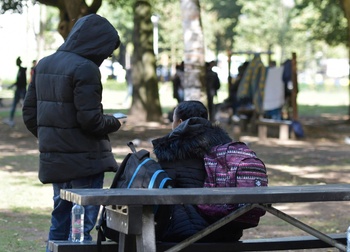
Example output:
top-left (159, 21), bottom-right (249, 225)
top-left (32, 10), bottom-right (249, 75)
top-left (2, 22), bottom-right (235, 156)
top-left (60, 184), bottom-right (350, 206)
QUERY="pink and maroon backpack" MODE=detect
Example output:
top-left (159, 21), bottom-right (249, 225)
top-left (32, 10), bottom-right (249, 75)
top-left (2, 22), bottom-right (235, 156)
top-left (198, 141), bottom-right (268, 228)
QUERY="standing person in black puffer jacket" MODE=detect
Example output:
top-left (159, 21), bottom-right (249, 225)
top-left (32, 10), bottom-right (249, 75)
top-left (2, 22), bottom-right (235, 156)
top-left (152, 100), bottom-right (244, 243)
top-left (22, 14), bottom-right (122, 251)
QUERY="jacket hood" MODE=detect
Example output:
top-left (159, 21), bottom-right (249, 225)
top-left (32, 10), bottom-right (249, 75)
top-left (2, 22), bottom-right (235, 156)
top-left (58, 14), bottom-right (120, 66)
top-left (152, 117), bottom-right (232, 161)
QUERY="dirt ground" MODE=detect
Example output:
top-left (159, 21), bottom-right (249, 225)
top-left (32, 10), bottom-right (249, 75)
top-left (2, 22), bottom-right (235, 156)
top-left (1, 103), bottom-right (350, 251)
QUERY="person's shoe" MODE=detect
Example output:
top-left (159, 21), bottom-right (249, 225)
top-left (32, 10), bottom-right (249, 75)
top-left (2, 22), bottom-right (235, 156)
top-left (3, 118), bottom-right (15, 127)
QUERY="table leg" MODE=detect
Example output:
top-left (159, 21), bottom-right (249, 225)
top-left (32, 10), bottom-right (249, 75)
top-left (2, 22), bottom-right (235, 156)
top-left (135, 205), bottom-right (156, 252)
top-left (279, 124), bottom-right (289, 140)
top-left (118, 233), bottom-right (137, 252)
top-left (118, 232), bottom-right (126, 251)
top-left (258, 125), bottom-right (268, 140)
top-left (259, 204), bottom-right (347, 252)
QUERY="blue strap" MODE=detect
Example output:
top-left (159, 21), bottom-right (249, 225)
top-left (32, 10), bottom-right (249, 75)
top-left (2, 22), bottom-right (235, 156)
top-left (148, 170), bottom-right (172, 188)
top-left (127, 158), bottom-right (152, 188)
top-left (159, 177), bottom-right (172, 188)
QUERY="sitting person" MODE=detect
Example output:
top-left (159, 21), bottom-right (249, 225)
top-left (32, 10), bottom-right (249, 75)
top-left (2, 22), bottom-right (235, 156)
top-left (152, 100), bottom-right (243, 242)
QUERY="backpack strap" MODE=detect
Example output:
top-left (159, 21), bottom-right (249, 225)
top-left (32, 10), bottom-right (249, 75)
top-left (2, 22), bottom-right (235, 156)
top-left (127, 141), bottom-right (137, 153)
top-left (96, 205), bottom-right (106, 252)
top-left (134, 149), bottom-right (150, 160)
top-left (110, 153), bottom-right (132, 188)
top-left (96, 224), bottom-right (104, 252)
top-left (127, 141), bottom-right (150, 160)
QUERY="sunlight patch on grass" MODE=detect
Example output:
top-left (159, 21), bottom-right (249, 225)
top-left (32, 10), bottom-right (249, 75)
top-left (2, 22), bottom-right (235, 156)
top-left (267, 163), bottom-right (350, 185)
top-left (298, 89), bottom-right (348, 106)
top-left (0, 170), bottom-right (52, 210)
top-left (0, 154), bottom-right (39, 173)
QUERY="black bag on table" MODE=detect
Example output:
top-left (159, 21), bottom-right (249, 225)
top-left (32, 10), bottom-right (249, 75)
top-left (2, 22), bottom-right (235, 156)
top-left (96, 141), bottom-right (172, 249)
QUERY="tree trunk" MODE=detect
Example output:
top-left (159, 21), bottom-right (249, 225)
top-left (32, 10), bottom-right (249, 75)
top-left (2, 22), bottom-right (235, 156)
top-left (37, 0), bottom-right (102, 39)
top-left (180, 0), bottom-right (206, 102)
top-left (340, 0), bottom-right (350, 118)
top-left (129, 0), bottom-right (162, 122)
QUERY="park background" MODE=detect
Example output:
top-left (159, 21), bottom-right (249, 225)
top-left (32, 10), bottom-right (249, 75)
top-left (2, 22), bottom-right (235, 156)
top-left (1, 1), bottom-right (350, 252)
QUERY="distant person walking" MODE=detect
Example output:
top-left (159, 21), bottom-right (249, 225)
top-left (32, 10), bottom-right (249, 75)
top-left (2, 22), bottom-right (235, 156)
top-left (206, 61), bottom-right (220, 121)
top-left (29, 59), bottom-right (37, 84)
top-left (3, 57), bottom-right (27, 127)
top-left (172, 62), bottom-right (184, 104)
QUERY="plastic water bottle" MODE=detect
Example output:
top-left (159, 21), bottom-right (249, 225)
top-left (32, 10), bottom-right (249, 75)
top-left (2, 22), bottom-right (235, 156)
top-left (347, 225), bottom-right (350, 252)
top-left (71, 204), bottom-right (84, 242)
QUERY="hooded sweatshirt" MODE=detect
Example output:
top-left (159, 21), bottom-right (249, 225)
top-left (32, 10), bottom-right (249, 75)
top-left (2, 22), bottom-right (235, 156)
top-left (22, 14), bottom-right (121, 183)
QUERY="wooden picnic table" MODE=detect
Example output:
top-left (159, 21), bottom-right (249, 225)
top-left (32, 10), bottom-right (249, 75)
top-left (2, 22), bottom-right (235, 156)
top-left (60, 184), bottom-right (350, 252)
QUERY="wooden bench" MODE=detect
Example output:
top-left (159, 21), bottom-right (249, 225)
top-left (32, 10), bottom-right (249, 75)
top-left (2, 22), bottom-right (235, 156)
top-left (48, 240), bottom-right (118, 252)
top-left (49, 233), bottom-right (347, 252)
top-left (57, 184), bottom-right (350, 252)
top-left (256, 118), bottom-right (292, 140)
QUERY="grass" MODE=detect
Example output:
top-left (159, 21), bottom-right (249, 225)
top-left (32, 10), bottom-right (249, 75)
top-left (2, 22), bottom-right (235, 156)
top-left (0, 79), bottom-right (349, 251)
top-left (297, 83), bottom-right (349, 116)
top-left (299, 104), bottom-right (348, 116)
top-left (0, 208), bottom-right (50, 252)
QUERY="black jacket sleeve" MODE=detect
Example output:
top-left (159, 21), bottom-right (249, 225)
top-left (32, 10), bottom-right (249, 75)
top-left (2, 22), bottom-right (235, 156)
top-left (22, 74), bottom-right (38, 138)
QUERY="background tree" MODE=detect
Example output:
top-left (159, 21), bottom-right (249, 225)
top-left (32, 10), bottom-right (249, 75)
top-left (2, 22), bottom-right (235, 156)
top-left (180, 0), bottom-right (206, 102)
top-left (129, 0), bottom-right (162, 121)
top-left (234, 0), bottom-right (298, 65)
top-left (98, 0), bottom-right (134, 67)
top-left (293, 0), bottom-right (350, 115)
top-left (153, 0), bottom-right (242, 82)
top-left (1, 0), bottom-right (103, 39)
top-left (153, 0), bottom-right (183, 72)
top-left (201, 0), bottom-right (242, 84)
top-left (202, 0), bottom-right (241, 58)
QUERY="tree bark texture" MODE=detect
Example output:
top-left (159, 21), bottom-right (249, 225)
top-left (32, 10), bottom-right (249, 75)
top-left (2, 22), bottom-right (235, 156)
top-left (37, 0), bottom-right (102, 39)
top-left (180, 0), bottom-right (206, 103)
top-left (129, 0), bottom-right (162, 122)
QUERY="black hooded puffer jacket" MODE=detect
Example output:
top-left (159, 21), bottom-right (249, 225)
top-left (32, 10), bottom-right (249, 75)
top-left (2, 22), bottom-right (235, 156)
top-left (22, 14), bottom-right (121, 184)
top-left (152, 117), bottom-right (233, 242)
